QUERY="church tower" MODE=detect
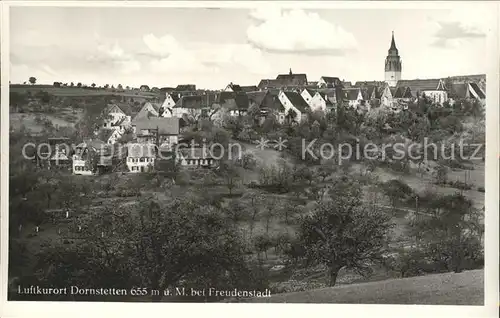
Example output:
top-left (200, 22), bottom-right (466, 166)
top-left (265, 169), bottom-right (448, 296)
top-left (384, 31), bottom-right (402, 87)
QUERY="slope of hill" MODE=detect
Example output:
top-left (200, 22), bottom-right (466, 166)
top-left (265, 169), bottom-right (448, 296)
top-left (244, 270), bottom-right (484, 305)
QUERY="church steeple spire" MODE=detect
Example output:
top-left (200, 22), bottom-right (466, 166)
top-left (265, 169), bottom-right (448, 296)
top-left (390, 31), bottom-right (397, 50)
top-left (385, 31), bottom-right (402, 87)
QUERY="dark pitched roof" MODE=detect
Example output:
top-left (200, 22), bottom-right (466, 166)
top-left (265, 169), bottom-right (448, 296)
top-left (234, 92), bottom-right (250, 110)
top-left (248, 90), bottom-right (282, 110)
top-left (283, 91), bottom-right (309, 112)
top-left (227, 83), bottom-right (242, 91)
top-left (174, 94), bottom-right (216, 109)
top-left (133, 102), bottom-right (161, 121)
top-left (103, 103), bottom-right (131, 116)
top-left (343, 88), bottom-right (361, 101)
top-left (276, 73), bottom-right (308, 86)
top-left (396, 79), bottom-right (444, 92)
top-left (449, 83), bottom-right (468, 99)
top-left (258, 79), bottom-right (281, 89)
top-left (247, 91), bottom-right (267, 107)
top-left (240, 85), bottom-right (259, 93)
top-left (175, 84), bottom-right (196, 91)
top-left (342, 81), bottom-right (352, 88)
top-left (133, 117), bottom-right (180, 135)
top-left (216, 92), bottom-right (249, 110)
top-left (393, 86), bottom-right (412, 99)
top-left (354, 81), bottom-right (385, 88)
top-left (364, 85), bottom-right (382, 99)
top-left (469, 82), bottom-right (485, 99)
top-left (170, 94), bottom-right (180, 103)
top-left (320, 76), bottom-right (342, 87)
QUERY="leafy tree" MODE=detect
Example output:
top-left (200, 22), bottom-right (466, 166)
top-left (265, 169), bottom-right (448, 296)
top-left (435, 164), bottom-right (448, 185)
top-left (33, 195), bottom-right (253, 301)
top-left (253, 234), bottom-right (273, 260)
top-left (91, 83), bottom-right (96, 88)
top-left (316, 162), bottom-right (338, 182)
top-left (381, 179), bottom-right (415, 211)
top-left (409, 193), bottom-right (484, 273)
top-left (298, 179), bottom-right (393, 286)
top-left (220, 161), bottom-right (241, 195)
top-left (29, 77), bottom-right (36, 85)
top-left (242, 191), bottom-right (264, 237)
top-left (35, 91), bottom-right (51, 104)
top-left (9, 91), bottom-right (26, 108)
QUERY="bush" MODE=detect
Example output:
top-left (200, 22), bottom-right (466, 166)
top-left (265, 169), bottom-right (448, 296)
top-left (477, 186), bottom-right (485, 193)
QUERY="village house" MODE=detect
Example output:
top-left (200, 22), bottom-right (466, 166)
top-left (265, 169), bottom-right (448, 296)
top-left (101, 104), bottom-right (132, 133)
top-left (159, 92), bottom-right (180, 117)
top-left (277, 90), bottom-right (310, 123)
top-left (126, 143), bottom-right (156, 173)
top-left (392, 86), bottom-right (413, 108)
top-left (224, 83), bottom-right (259, 93)
top-left (213, 91), bottom-right (250, 117)
top-left (133, 102), bottom-right (161, 121)
top-left (275, 69), bottom-right (308, 88)
top-left (361, 85), bottom-right (384, 108)
top-left (317, 76), bottom-right (343, 89)
top-left (246, 90), bottom-right (283, 124)
top-left (342, 81), bottom-right (353, 88)
top-left (33, 137), bottom-right (71, 169)
top-left (309, 90), bottom-right (337, 113)
top-left (257, 79), bottom-right (282, 90)
top-left (300, 88), bottom-right (316, 107)
top-left (379, 85), bottom-right (394, 109)
top-left (448, 82), bottom-right (486, 105)
top-left (131, 117), bottom-right (180, 149)
top-left (171, 94), bottom-right (217, 120)
top-left (98, 128), bottom-right (122, 145)
top-left (72, 139), bottom-right (113, 175)
top-left (175, 84), bottom-right (196, 92)
top-left (446, 74), bottom-right (486, 92)
top-left (258, 69), bottom-right (308, 91)
top-left (176, 147), bottom-right (219, 169)
top-left (396, 79), bottom-right (448, 105)
top-left (343, 88), bottom-right (365, 109)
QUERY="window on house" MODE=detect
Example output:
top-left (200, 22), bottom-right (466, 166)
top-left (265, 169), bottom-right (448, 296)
top-left (140, 158), bottom-right (144, 162)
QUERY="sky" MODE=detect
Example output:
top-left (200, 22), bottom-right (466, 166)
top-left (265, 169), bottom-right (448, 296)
top-left (9, 4), bottom-right (493, 89)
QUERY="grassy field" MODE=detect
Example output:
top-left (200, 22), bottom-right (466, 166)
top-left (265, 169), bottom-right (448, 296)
top-left (245, 269), bottom-right (484, 305)
top-left (10, 109), bottom-right (84, 133)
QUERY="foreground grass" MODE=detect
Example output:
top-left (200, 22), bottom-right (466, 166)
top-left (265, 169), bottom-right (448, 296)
top-left (244, 269), bottom-right (484, 305)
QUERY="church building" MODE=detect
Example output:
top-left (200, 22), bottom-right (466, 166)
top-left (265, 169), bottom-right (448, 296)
top-left (385, 32), bottom-right (402, 87)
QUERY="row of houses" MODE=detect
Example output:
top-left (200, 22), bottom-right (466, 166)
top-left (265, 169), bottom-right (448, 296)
top-left (39, 70), bottom-right (486, 176)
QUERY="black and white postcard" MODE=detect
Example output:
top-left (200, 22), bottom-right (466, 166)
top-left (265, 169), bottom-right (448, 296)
top-left (1, 1), bottom-right (499, 318)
